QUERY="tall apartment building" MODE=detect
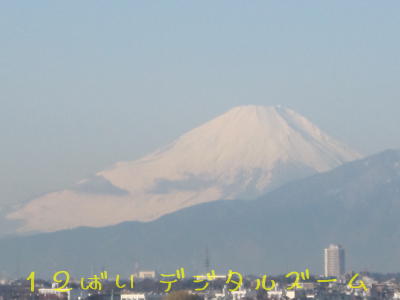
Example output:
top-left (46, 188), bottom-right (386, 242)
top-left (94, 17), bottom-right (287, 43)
top-left (324, 244), bottom-right (345, 277)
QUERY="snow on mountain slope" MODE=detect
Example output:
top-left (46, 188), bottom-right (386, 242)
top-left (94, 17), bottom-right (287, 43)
top-left (7, 105), bottom-right (362, 233)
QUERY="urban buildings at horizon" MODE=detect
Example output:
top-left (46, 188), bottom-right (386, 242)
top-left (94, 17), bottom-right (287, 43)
top-left (324, 244), bottom-right (346, 278)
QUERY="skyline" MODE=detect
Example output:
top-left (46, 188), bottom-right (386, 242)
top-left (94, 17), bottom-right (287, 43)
top-left (2, 3), bottom-right (400, 291)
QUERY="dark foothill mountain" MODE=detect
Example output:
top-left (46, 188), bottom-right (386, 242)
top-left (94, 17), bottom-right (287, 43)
top-left (1, 149), bottom-right (400, 279)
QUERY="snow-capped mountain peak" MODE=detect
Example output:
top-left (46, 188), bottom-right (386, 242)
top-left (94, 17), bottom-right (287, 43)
top-left (7, 105), bottom-right (361, 233)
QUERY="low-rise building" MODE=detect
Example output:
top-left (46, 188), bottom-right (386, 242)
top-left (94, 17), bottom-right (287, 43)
top-left (121, 293), bottom-right (147, 300)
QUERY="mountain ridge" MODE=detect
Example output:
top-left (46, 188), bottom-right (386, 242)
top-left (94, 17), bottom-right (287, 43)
top-left (1, 149), bottom-right (399, 278)
top-left (6, 105), bottom-right (361, 233)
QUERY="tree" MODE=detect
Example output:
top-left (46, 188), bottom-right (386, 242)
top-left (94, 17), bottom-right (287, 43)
top-left (163, 290), bottom-right (202, 300)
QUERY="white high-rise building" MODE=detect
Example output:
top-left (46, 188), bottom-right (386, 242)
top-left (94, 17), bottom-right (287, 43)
top-left (324, 244), bottom-right (345, 277)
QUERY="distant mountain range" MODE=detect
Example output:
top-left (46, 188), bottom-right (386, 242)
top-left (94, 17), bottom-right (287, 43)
top-left (6, 105), bottom-right (360, 233)
top-left (1, 149), bottom-right (399, 279)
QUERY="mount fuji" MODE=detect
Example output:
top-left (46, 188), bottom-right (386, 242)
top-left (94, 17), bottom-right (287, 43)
top-left (7, 105), bottom-right (361, 233)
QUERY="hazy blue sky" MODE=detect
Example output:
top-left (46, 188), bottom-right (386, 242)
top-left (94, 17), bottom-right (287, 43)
top-left (1, 1), bottom-right (400, 206)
